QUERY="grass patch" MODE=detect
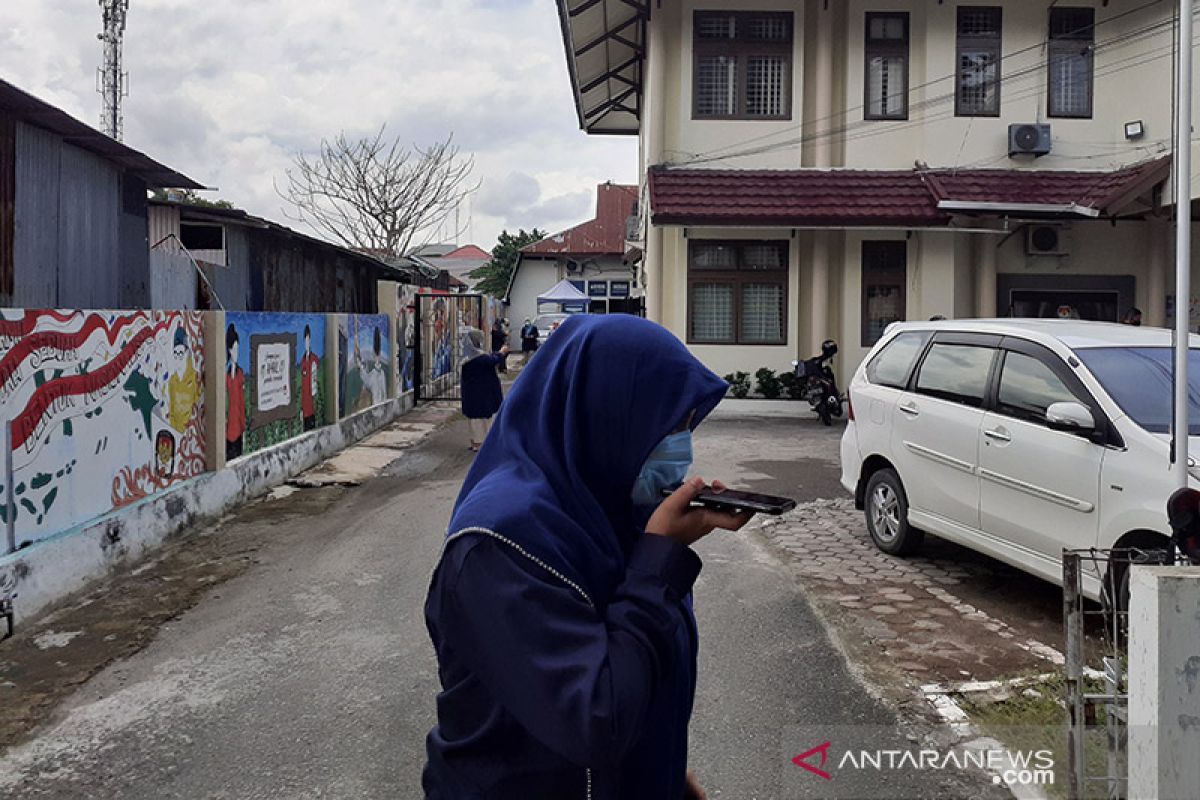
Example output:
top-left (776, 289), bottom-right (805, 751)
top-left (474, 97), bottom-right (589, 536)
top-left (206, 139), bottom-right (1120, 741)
top-left (957, 674), bottom-right (1123, 799)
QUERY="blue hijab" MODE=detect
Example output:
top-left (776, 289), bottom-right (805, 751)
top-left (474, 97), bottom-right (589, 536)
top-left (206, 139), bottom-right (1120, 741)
top-left (446, 314), bottom-right (727, 604)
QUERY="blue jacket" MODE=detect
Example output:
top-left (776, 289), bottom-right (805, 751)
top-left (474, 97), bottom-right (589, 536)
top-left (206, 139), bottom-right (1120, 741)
top-left (423, 315), bottom-right (727, 799)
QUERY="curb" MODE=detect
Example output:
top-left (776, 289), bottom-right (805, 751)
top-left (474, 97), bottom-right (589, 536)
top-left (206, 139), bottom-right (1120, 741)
top-left (0, 394), bottom-right (419, 629)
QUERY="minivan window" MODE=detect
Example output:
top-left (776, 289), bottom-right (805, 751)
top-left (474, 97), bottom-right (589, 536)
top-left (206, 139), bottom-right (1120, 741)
top-left (865, 331), bottom-right (929, 388)
top-left (997, 352), bottom-right (1079, 424)
top-left (1077, 347), bottom-right (1200, 434)
top-left (914, 343), bottom-right (994, 406)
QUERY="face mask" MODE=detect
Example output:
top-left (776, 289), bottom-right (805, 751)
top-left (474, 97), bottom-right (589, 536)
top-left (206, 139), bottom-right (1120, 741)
top-left (630, 430), bottom-right (693, 508)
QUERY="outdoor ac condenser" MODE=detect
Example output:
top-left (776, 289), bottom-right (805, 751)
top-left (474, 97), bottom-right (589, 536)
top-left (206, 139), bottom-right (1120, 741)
top-left (1008, 123), bottom-right (1052, 157)
top-left (1026, 224), bottom-right (1070, 256)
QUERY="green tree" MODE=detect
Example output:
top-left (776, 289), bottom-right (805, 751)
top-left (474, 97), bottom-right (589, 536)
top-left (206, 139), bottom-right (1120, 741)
top-left (470, 228), bottom-right (546, 297)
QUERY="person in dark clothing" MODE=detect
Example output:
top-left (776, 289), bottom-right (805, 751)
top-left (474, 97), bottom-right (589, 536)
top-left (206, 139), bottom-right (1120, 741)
top-left (519, 318), bottom-right (539, 364)
top-left (424, 314), bottom-right (752, 799)
top-left (490, 318), bottom-right (509, 373)
top-left (460, 328), bottom-right (506, 451)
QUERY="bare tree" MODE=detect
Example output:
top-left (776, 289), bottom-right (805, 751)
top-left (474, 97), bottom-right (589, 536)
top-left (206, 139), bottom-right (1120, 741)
top-left (278, 127), bottom-right (477, 259)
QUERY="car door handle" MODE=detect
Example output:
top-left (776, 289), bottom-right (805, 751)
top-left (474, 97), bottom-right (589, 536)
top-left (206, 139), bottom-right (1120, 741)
top-left (898, 403), bottom-right (919, 417)
top-left (983, 428), bottom-right (1011, 443)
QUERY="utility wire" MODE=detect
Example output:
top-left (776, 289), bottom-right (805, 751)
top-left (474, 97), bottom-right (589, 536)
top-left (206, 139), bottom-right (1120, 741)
top-left (670, 1), bottom-right (1183, 168)
top-left (671, 20), bottom-right (1192, 168)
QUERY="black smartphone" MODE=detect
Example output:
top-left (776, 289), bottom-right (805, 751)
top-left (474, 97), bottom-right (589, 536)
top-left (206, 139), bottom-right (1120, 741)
top-left (660, 486), bottom-right (796, 515)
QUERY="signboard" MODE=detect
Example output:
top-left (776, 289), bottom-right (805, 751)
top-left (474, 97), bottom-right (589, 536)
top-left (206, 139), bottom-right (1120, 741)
top-left (250, 332), bottom-right (298, 425)
top-left (563, 302), bottom-right (587, 313)
top-left (610, 280), bottom-right (631, 297)
top-left (588, 281), bottom-right (608, 297)
top-left (256, 341), bottom-right (292, 411)
top-left (569, 280), bottom-right (586, 293)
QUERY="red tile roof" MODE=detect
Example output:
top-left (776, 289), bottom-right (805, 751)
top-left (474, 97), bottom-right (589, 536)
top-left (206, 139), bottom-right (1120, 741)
top-left (650, 168), bottom-right (943, 227)
top-left (442, 244), bottom-right (491, 260)
top-left (921, 156), bottom-right (1171, 215)
top-left (522, 183), bottom-right (637, 256)
top-left (648, 157), bottom-right (1170, 227)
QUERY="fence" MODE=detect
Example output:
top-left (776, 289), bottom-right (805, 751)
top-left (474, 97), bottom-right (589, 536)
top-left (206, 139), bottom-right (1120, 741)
top-left (1063, 547), bottom-right (1181, 799)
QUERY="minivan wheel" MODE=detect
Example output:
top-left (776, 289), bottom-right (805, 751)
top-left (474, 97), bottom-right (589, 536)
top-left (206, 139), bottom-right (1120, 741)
top-left (864, 468), bottom-right (924, 556)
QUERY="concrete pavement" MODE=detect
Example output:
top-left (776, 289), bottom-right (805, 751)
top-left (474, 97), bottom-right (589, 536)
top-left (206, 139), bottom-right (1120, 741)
top-left (0, 410), bottom-right (1003, 799)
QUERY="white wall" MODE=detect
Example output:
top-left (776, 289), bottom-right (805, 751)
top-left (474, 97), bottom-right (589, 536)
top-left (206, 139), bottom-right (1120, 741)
top-left (834, 0), bottom-right (1179, 172)
top-left (652, 0), bottom-right (806, 172)
top-left (644, 0), bottom-right (1190, 174)
top-left (507, 255), bottom-right (636, 347)
top-left (660, 226), bottom-right (802, 377)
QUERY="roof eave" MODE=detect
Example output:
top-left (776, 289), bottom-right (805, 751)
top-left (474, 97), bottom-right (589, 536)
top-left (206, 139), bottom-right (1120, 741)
top-left (937, 200), bottom-right (1102, 219)
top-left (555, 0), bottom-right (645, 136)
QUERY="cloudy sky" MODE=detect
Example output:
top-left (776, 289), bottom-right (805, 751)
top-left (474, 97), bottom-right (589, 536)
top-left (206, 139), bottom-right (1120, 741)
top-left (0, 0), bottom-right (636, 251)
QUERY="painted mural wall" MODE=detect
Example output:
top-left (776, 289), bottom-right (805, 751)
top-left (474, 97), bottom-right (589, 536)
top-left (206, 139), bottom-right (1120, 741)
top-left (338, 314), bottom-right (392, 418)
top-left (0, 309), bottom-right (206, 546)
top-left (224, 312), bottom-right (328, 460)
top-left (420, 293), bottom-right (454, 384)
top-left (396, 285), bottom-right (417, 395)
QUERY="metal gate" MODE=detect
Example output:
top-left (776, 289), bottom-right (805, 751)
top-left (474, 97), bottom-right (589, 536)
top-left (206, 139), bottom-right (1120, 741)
top-left (413, 293), bottom-right (485, 402)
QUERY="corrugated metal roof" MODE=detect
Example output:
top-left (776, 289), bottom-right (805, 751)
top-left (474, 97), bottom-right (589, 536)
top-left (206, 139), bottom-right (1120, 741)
top-left (522, 183), bottom-right (637, 255)
top-left (150, 199), bottom-right (407, 279)
top-left (0, 78), bottom-right (203, 189)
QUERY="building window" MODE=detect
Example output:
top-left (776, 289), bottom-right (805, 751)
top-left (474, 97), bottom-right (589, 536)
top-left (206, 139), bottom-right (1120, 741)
top-left (956, 7), bottom-right (1002, 116)
top-left (864, 12), bottom-right (909, 120)
top-left (180, 222), bottom-right (225, 251)
top-left (861, 241), bottom-right (906, 347)
top-left (693, 11), bottom-right (792, 120)
top-left (688, 241), bottom-right (787, 345)
top-left (1048, 8), bottom-right (1094, 118)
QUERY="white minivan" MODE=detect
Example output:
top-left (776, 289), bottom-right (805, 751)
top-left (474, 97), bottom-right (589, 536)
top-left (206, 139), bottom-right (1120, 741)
top-left (840, 319), bottom-right (1195, 602)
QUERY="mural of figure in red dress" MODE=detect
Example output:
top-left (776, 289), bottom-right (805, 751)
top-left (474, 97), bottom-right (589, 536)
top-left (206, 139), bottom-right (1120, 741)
top-left (300, 324), bottom-right (321, 430)
top-left (225, 323), bottom-right (246, 461)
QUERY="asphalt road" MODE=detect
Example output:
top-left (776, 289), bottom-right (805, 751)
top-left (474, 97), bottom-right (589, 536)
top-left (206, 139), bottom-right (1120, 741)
top-left (0, 413), bottom-right (998, 799)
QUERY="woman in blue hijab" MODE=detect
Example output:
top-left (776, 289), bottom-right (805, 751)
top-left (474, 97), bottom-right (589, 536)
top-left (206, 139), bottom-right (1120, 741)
top-left (423, 314), bottom-right (752, 799)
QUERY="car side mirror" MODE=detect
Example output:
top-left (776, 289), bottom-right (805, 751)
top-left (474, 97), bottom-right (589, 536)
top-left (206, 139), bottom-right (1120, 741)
top-left (1046, 401), bottom-right (1095, 433)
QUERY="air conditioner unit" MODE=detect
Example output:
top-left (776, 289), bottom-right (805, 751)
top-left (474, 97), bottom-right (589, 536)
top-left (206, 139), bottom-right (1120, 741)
top-left (1026, 224), bottom-right (1070, 256)
top-left (564, 260), bottom-right (582, 273)
top-left (1008, 123), bottom-right (1052, 157)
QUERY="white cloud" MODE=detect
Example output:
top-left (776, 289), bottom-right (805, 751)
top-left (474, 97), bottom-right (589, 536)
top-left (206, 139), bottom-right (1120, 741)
top-left (0, 0), bottom-right (636, 250)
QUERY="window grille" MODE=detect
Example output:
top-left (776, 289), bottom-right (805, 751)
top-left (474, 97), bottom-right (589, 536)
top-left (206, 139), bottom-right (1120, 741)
top-left (694, 11), bottom-right (792, 120)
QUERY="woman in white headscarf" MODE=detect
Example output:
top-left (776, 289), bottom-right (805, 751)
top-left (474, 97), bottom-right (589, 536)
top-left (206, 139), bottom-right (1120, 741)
top-left (460, 327), bottom-right (507, 451)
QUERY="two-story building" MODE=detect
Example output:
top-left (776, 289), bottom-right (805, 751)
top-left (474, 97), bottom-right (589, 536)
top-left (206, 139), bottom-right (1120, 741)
top-left (556, 1), bottom-right (1192, 375)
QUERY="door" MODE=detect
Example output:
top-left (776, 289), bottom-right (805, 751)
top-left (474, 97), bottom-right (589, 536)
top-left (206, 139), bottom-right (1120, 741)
top-left (890, 337), bottom-right (997, 529)
top-left (978, 346), bottom-right (1103, 564)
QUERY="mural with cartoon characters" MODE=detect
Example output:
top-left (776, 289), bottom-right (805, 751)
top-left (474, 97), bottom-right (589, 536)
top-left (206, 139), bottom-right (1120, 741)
top-left (224, 312), bottom-right (328, 459)
top-left (0, 310), bottom-right (206, 546)
top-left (338, 314), bottom-right (392, 417)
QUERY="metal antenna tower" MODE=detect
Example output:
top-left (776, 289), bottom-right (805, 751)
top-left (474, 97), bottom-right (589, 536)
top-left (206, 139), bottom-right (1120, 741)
top-left (97, 0), bottom-right (130, 140)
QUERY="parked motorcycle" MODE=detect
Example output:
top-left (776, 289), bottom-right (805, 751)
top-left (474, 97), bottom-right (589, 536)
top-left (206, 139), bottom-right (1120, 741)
top-left (791, 340), bottom-right (844, 426)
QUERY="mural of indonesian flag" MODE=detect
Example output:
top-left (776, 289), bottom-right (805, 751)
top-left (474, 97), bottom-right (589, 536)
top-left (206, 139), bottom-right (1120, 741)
top-left (0, 310), bottom-right (206, 546)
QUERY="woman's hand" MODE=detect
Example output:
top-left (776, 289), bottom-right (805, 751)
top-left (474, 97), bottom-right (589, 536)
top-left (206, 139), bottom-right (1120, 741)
top-left (684, 770), bottom-right (707, 800)
top-left (499, 345), bottom-right (510, 355)
top-left (645, 477), bottom-right (753, 547)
